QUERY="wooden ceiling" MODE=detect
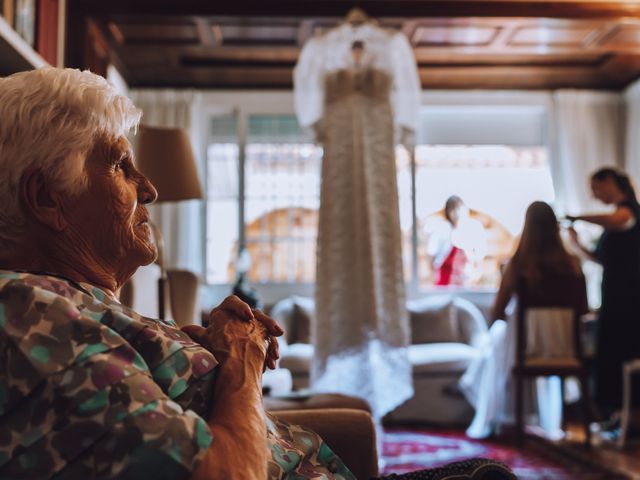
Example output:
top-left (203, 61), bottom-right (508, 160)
top-left (66, 0), bottom-right (640, 90)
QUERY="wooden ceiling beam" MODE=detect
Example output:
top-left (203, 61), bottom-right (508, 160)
top-left (600, 53), bottom-right (640, 84)
top-left (70, 0), bottom-right (640, 20)
top-left (125, 64), bottom-right (615, 90)
top-left (117, 46), bottom-right (301, 62)
top-left (65, 1), bottom-right (640, 89)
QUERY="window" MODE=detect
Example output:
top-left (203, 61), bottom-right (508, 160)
top-left (244, 116), bottom-right (322, 283)
top-left (205, 105), bottom-right (555, 290)
top-left (206, 116), bottom-right (239, 284)
top-left (411, 145), bottom-right (554, 289)
top-left (205, 114), bottom-right (322, 285)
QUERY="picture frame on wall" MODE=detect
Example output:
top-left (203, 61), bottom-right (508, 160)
top-left (14, 0), bottom-right (36, 47)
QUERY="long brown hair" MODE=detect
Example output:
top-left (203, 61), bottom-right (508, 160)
top-left (511, 201), bottom-right (579, 283)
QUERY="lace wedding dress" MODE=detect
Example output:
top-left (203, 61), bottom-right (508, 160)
top-left (294, 22), bottom-right (421, 420)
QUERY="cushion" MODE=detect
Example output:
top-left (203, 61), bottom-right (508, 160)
top-left (280, 343), bottom-right (314, 375)
top-left (268, 295), bottom-right (314, 345)
top-left (408, 343), bottom-right (478, 375)
top-left (525, 308), bottom-right (575, 359)
top-left (265, 393), bottom-right (371, 413)
top-left (291, 302), bottom-right (312, 345)
top-left (408, 296), bottom-right (459, 344)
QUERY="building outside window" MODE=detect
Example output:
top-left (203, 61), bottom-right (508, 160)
top-left (243, 115), bottom-right (322, 283)
top-left (206, 114), bottom-right (322, 285)
top-left (405, 145), bottom-right (554, 289)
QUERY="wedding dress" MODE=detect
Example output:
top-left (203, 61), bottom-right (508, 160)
top-left (294, 22), bottom-right (420, 420)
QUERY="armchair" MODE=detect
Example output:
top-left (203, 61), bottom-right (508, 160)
top-left (514, 273), bottom-right (591, 447)
top-left (271, 408), bottom-right (378, 480)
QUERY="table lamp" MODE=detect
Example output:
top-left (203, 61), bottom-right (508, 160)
top-left (135, 125), bottom-right (203, 319)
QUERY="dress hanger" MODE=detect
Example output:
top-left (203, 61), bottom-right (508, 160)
top-left (345, 7), bottom-right (369, 26)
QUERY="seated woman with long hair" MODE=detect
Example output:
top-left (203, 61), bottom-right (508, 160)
top-left (459, 201), bottom-right (587, 439)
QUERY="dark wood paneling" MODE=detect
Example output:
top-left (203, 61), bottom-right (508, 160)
top-left (508, 25), bottom-right (598, 47)
top-left (601, 24), bottom-right (640, 48)
top-left (70, 1), bottom-right (640, 19)
top-left (217, 24), bottom-right (299, 46)
top-left (65, 1), bottom-right (640, 89)
top-left (413, 25), bottom-right (500, 47)
top-left (110, 21), bottom-right (200, 45)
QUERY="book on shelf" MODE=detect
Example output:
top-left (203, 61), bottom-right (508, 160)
top-left (2, 0), bottom-right (14, 28)
top-left (2, 0), bottom-right (59, 66)
top-left (14, 0), bottom-right (36, 47)
top-left (36, 0), bottom-right (58, 65)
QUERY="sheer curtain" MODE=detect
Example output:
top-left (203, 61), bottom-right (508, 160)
top-left (551, 90), bottom-right (625, 216)
top-left (552, 91), bottom-right (624, 308)
top-left (129, 90), bottom-right (205, 276)
top-left (625, 80), bottom-right (640, 185)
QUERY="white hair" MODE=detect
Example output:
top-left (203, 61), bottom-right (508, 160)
top-left (0, 67), bottom-right (142, 251)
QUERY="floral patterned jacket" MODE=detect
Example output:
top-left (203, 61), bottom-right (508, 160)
top-left (0, 271), bottom-right (353, 480)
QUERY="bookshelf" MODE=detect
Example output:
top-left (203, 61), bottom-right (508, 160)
top-left (0, 13), bottom-right (48, 76)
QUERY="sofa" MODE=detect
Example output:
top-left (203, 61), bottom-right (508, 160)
top-left (270, 294), bottom-right (489, 425)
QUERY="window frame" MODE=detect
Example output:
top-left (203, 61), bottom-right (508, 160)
top-left (199, 90), bottom-right (555, 297)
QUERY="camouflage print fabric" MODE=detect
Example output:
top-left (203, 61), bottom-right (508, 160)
top-left (0, 271), bottom-right (354, 480)
top-left (266, 414), bottom-right (355, 480)
top-left (0, 270), bottom-right (215, 480)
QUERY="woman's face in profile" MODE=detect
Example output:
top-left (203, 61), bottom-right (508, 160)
top-left (591, 177), bottom-right (616, 204)
top-left (59, 136), bottom-right (159, 275)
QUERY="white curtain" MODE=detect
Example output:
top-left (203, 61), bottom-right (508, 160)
top-left (129, 90), bottom-right (205, 275)
top-left (625, 80), bottom-right (640, 186)
top-left (552, 90), bottom-right (624, 309)
top-left (551, 90), bottom-right (625, 215)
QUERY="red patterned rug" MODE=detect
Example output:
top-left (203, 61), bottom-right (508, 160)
top-left (380, 427), bottom-right (628, 479)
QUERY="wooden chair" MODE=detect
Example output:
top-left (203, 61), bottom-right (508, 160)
top-left (513, 272), bottom-right (591, 447)
top-left (619, 358), bottom-right (640, 448)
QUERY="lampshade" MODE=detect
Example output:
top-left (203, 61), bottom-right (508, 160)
top-left (135, 125), bottom-right (203, 202)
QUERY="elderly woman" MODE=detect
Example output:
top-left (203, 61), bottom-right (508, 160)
top-left (0, 68), bottom-right (515, 480)
top-left (0, 67), bottom-right (353, 480)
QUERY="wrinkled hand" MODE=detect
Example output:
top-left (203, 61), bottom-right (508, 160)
top-left (251, 309), bottom-right (282, 370)
top-left (208, 314), bottom-right (268, 370)
top-left (182, 295), bottom-right (283, 371)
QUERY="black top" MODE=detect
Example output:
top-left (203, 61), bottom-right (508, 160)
top-left (595, 199), bottom-right (640, 297)
top-left (592, 199), bottom-right (640, 410)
